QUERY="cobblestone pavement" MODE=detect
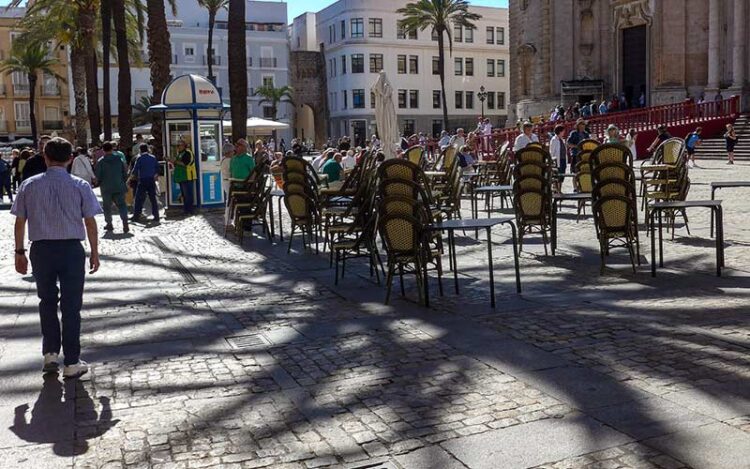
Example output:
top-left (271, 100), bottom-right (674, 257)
top-left (0, 160), bottom-right (749, 469)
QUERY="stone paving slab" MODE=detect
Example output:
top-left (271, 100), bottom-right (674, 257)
top-left (441, 412), bottom-right (633, 469)
top-left (644, 422), bottom-right (750, 469)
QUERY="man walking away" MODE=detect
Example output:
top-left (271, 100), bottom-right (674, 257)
top-left (11, 137), bottom-right (101, 379)
top-left (130, 144), bottom-right (160, 223)
top-left (96, 141), bottom-right (130, 233)
top-left (21, 135), bottom-right (51, 181)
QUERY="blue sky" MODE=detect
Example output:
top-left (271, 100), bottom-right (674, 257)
top-left (287, 0), bottom-right (508, 22)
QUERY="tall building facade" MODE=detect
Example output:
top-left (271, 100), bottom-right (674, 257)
top-left (72, 0), bottom-right (292, 143)
top-left (290, 0), bottom-right (509, 146)
top-left (0, 8), bottom-right (72, 143)
top-left (509, 0), bottom-right (750, 123)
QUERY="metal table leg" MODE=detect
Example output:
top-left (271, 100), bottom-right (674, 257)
top-left (710, 187), bottom-right (716, 238)
top-left (277, 196), bottom-right (284, 241)
top-left (716, 206), bottom-right (725, 275)
top-left (449, 230), bottom-right (459, 294)
top-left (268, 197), bottom-right (275, 240)
top-left (508, 222), bottom-right (521, 293)
top-left (551, 199), bottom-right (558, 255)
top-left (487, 227), bottom-right (495, 308)
top-left (650, 210), bottom-right (657, 277)
top-left (658, 209), bottom-right (664, 267)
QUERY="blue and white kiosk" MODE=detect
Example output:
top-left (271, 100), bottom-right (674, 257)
top-left (149, 74), bottom-right (229, 209)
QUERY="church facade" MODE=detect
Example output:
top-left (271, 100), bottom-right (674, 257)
top-left (508, 0), bottom-right (749, 122)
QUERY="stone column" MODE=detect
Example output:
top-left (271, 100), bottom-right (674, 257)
top-left (731, 0), bottom-right (746, 89)
top-left (707, 0), bottom-right (721, 91)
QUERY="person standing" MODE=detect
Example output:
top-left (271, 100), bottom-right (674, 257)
top-left (0, 153), bottom-right (12, 202)
top-left (220, 142), bottom-right (235, 227)
top-left (130, 144), bottom-right (161, 223)
top-left (9, 148), bottom-right (20, 192)
top-left (11, 137), bottom-right (101, 379)
top-left (685, 127), bottom-right (703, 168)
top-left (21, 135), bottom-right (51, 181)
top-left (96, 142), bottom-right (130, 233)
top-left (566, 118), bottom-right (590, 167)
top-left (624, 129), bottom-right (638, 161)
top-left (173, 140), bottom-right (197, 214)
top-left (724, 123), bottom-right (737, 165)
top-left (549, 125), bottom-right (567, 189)
top-left (71, 147), bottom-right (96, 185)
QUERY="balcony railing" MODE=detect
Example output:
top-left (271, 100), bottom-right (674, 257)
top-left (43, 120), bottom-right (64, 130)
top-left (13, 83), bottom-right (29, 95)
top-left (42, 86), bottom-right (61, 96)
top-left (202, 55), bottom-right (221, 65)
top-left (15, 119), bottom-right (31, 129)
top-left (259, 57), bottom-right (277, 68)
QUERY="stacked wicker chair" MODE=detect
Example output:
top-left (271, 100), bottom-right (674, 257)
top-left (640, 138), bottom-right (690, 235)
top-left (512, 146), bottom-right (553, 254)
top-left (376, 159), bottom-right (443, 305)
top-left (281, 156), bottom-right (323, 253)
top-left (229, 160), bottom-right (273, 242)
top-left (589, 143), bottom-right (640, 273)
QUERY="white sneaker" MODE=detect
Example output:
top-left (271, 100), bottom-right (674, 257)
top-left (63, 360), bottom-right (89, 379)
top-left (42, 353), bottom-right (59, 374)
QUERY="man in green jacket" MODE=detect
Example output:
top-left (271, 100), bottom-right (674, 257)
top-left (230, 139), bottom-right (255, 180)
top-left (95, 141), bottom-right (129, 233)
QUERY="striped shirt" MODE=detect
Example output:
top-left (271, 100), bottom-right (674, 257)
top-left (11, 167), bottom-right (103, 242)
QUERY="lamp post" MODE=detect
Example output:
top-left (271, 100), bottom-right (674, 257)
top-left (478, 85), bottom-right (488, 119)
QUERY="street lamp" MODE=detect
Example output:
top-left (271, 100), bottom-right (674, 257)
top-left (478, 85), bottom-right (488, 119)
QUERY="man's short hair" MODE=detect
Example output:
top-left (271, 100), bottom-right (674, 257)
top-left (554, 125), bottom-right (565, 135)
top-left (102, 141), bottom-right (114, 152)
top-left (44, 137), bottom-right (73, 163)
top-left (39, 135), bottom-right (51, 142)
top-left (139, 143), bottom-right (150, 153)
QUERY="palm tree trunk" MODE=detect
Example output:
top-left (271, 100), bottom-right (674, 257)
top-left (228, 0), bottom-right (248, 142)
top-left (70, 43), bottom-right (88, 148)
top-left (113, 0), bottom-right (132, 158)
top-left (437, 29), bottom-right (449, 131)
top-left (28, 74), bottom-right (38, 146)
top-left (146, 0), bottom-right (173, 159)
top-left (207, 9), bottom-right (216, 83)
top-left (101, 0), bottom-right (112, 141)
top-left (80, 7), bottom-right (101, 145)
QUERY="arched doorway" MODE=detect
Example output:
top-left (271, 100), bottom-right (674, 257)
top-left (296, 103), bottom-right (315, 146)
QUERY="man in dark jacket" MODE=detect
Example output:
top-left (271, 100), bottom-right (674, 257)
top-left (95, 141), bottom-right (129, 233)
top-left (21, 135), bottom-right (51, 181)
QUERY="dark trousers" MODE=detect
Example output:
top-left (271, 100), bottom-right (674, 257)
top-left (133, 178), bottom-right (159, 218)
top-left (30, 240), bottom-right (85, 366)
top-left (101, 190), bottom-right (128, 225)
top-left (179, 181), bottom-right (195, 214)
top-left (0, 175), bottom-right (11, 201)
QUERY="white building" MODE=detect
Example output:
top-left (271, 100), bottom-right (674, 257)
top-left (290, 0), bottom-right (509, 145)
top-left (73, 0), bottom-right (292, 144)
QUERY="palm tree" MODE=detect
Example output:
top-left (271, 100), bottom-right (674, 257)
top-left (253, 85), bottom-right (293, 147)
top-left (133, 95), bottom-right (155, 126)
top-left (397, 0), bottom-right (481, 130)
top-left (197, 0), bottom-right (228, 83)
top-left (228, 0), bottom-right (247, 142)
top-left (146, 0), bottom-right (177, 158)
top-left (0, 41), bottom-right (64, 146)
top-left (101, 0), bottom-right (113, 140)
top-left (112, 0), bottom-right (139, 155)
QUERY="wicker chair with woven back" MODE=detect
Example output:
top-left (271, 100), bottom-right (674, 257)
top-left (512, 152), bottom-right (553, 254)
top-left (590, 144), bottom-right (640, 273)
